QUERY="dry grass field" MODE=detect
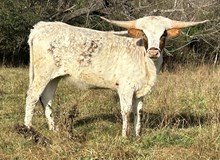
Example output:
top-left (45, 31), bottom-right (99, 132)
top-left (0, 65), bottom-right (220, 159)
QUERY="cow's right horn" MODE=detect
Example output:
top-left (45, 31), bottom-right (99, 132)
top-left (100, 16), bottom-right (136, 29)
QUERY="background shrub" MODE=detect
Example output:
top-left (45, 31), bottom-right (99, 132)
top-left (0, 0), bottom-right (219, 67)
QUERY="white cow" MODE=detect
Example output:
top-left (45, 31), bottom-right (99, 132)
top-left (24, 16), bottom-right (207, 137)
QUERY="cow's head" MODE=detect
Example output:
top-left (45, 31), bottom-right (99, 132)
top-left (101, 16), bottom-right (208, 59)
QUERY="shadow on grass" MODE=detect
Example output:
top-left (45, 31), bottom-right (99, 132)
top-left (141, 112), bottom-right (209, 129)
top-left (72, 111), bottom-right (209, 129)
top-left (73, 113), bottom-right (121, 127)
top-left (14, 112), bottom-right (209, 143)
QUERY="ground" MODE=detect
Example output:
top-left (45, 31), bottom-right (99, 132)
top-left (0, 65), bottom-right (220, 159)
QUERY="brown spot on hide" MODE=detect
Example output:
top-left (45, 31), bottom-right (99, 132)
top-left (128, 29), bottom-right (149, 51)
top-left (47, 44), bottom-right (55, 54)
top-left (47, 44), bottom-right (62, 67)
top-left (159, 38), bottom-right (166, 51)
top-left (78, 40), bottom-right (99, 66)
top-left (159, 39), bottom-right (166, 50)
top-left (159, 30), bottom-right (168, 50)
top-left (136, 38), bottom-right (148, 52)
top-left (143, 38), bottom-right (148, 50)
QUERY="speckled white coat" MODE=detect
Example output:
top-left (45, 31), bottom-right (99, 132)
top-left (25, 21), bottom-right (158, 137)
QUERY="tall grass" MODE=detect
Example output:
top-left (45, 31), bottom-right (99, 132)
top-left (0, 65), bottom-right (220, 159)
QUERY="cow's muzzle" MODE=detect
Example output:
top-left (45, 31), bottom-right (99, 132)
top-left (147, 47), bottom-right (161, 59)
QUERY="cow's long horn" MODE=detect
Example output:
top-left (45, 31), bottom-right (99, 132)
top-left (170, 20), bottom-right (209, 29)
top-left (100, 16), bottom-right (136, 29)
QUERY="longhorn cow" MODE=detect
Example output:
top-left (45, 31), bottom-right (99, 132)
top-left (24, 16), bottom-right (207, 137)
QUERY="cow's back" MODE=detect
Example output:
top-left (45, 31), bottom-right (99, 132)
top-left (28, 21), bottom-right (150, 90)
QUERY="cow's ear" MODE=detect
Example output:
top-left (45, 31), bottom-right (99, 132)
top-left (167, 28), bottom-right (182, 39)
top-left (128, 28), bottom-right (145, 38)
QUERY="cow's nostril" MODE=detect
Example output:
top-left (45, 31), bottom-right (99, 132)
top-left (147, 48), bottom-right (161, 59)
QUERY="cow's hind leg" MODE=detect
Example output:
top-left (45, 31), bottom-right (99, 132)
top-left (118, 84), bottom-right (135, 137)
top-left (133, 97), bottom-right (143, 136)
top-left (40, 77), bottom-right (60, 130)
top-left (24, 78), bottom-right (50, 129)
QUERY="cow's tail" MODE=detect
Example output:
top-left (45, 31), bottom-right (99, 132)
top-left (28, 30), bottom-right (34, 88)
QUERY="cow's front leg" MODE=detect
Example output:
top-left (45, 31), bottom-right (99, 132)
top-left (133, 97), bottom-right (143, 136)
top-left (118, 83), bottom-right (135, 137)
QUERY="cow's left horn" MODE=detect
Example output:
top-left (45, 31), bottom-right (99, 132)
top-left (170, 20), bottom-right (209, 29)
top-left (100, 16), bottom-right (136, 29)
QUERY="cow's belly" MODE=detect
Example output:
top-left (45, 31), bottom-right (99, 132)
top-left (65, 72), bottom-right (118, 90)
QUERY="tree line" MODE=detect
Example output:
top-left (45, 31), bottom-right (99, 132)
top-left (0, 0), bottom-right (219, 67)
